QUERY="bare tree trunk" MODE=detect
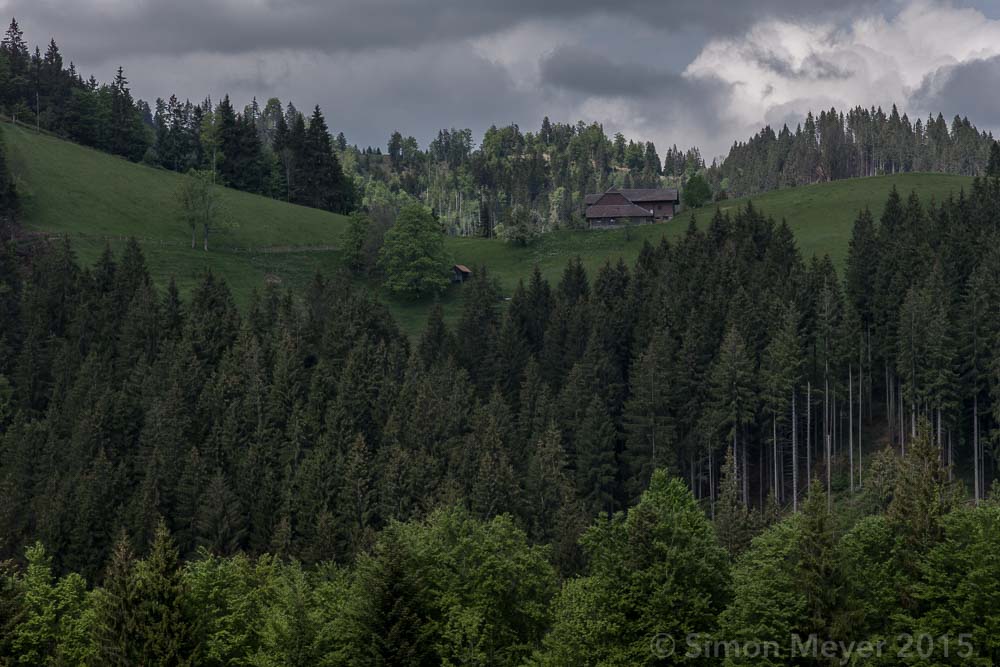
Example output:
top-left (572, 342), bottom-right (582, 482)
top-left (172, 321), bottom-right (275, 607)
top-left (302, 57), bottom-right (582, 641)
top-left (849, 365), bottom-right (854, 493)
top-left (825, 373), bottom-right (830, 459)
top-left (773, 417), bottom-right (778, 502)
top-left (793, 387), bottom-right (798, 511)
top-left (759, 446), bottom-right (763, 508)
top-left (867, 326), bottom-right (872, 419)
top-left (975, 395), bottom-right (980, 504)
top-left (709, 447), bottom-right (715, 519)
top-left (936, 407), bottom-right (942, 451)
top-left (807, 381), bottom-right (812, 482)
top-left (886, 364), bottom-right (892, 443)
top-left (858, 357), bottom-right (863, 488)
top-left (742, 429), bottom-right (749, 507)
top-left (833, 388), bottom-right (837, 458)
top-left (826, 434), bottom-right (832, 513)
top-left (948, 428), bottom-right (953, 482)
top-left (734, 431), bottom-right (741, 507)
top-left (899, 378), bottom-right (906, 456)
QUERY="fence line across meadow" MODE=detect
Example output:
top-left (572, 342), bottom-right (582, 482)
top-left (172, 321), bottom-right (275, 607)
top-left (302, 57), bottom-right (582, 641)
top-left (21, 230), bottom-right (338, 255)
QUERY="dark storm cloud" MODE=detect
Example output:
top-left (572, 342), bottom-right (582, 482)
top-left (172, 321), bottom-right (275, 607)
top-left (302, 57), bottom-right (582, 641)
top-left (539, 45), bottom-right (729, 104)
top-left (912, 55), bottom-right (1000, 126)
top-left (122, 41), bottom-right (553, 150)
top-left (10, 0), bottom-right (883, 61)
top-left (539, 46), bottom-right (684, 98)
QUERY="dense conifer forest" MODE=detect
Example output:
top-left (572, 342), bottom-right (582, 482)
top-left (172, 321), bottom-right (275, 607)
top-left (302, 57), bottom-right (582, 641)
top-left (707, 106), bottom-right (996, 197)
top-left (3, 95), bottom-right (1000, 659)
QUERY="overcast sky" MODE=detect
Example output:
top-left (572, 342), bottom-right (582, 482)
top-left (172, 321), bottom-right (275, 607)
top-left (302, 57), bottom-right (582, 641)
top-left (7, 0), bottom-right (1000, 159)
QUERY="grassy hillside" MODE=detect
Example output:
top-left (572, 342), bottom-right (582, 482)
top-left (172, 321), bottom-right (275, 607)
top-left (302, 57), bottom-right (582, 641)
top-left (6, 123), bottom-right (350, 306)
top-left (6, 122), bottom-right (974, 335)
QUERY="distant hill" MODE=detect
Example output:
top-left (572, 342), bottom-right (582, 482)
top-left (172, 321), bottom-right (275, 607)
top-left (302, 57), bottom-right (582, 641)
top-left (5, 122), bottom-right (975, 335)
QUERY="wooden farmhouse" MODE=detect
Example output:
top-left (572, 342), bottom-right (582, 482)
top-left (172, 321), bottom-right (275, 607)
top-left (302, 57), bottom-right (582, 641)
top-left (584, 187), bottom-right (680, 228)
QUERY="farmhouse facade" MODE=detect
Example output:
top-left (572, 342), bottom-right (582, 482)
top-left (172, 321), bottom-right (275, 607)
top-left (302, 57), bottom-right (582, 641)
top-left (584, 187), bottom-right (680, 228)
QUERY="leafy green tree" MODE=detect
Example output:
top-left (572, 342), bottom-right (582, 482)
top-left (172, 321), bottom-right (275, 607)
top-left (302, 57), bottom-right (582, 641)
top-left (838, 514), bottom-right (902, 649)
top-left (536, 472), bottom-right (730, 665)
top-left (378, 204), bottom-right (448, 297)
top-left (911, 501), bottom-right (1000, 665)
top-left (183, 552), bottom-right (275, 665)
top-left (343, 508), bottom-right (555, 666)
top-left (10, 542), bottom-right (91, 665)
top-left (252, 561), bottom-right (323, 667)
top-left (497, 204), bottom-right (540, 246)
top-left (682, 172), bottom-right (712, 208)
top-left (717, 517), bottom-right (807, 667)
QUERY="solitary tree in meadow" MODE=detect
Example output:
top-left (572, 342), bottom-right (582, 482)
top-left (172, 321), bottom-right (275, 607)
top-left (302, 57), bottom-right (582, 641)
top-left (177, 169), bottom-right (221, 251)
top-left (378, 204), bottom-right (448, 298)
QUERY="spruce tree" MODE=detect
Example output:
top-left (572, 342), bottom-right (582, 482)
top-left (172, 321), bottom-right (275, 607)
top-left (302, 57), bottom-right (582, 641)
top-left (194, 471), bottom-right (246, 556)
top-left (574, 396), bottom-right (618, 517)
top-left (622, 327), bottom-right (677, 502)
top-left (524, 423), bottom-right (585, 572)
top-left (761, 302), bottom-right (804, 505)
top-left (336, 434), bottom-right (375, 558)
top-left (708, 324), bottom-right (756, 505)
top-left (134, 520), bottom-right (193, 665)
top-left (714, 447), bottom-right (756, 558)
top-left (92, 532), bottom-right (141, 666)
top-left (797, 480), bottom-right (847, 642)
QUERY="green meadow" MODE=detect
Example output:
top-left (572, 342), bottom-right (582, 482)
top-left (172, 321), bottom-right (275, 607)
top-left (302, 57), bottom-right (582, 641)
top-left (6, 123), bottom-right (974, 335)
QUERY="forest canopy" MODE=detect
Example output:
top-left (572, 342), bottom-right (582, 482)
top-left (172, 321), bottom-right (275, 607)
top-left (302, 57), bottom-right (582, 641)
top-left (3, 138), bottom-right (1000, 659)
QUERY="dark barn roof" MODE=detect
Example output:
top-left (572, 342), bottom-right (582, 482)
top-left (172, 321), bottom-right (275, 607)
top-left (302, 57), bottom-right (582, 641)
top-left (585, 203), bottom-right (655, 219)
top-left (585, 187), bottom-right (679, 207)
top-left (618, 188), bottom-right (679, 203)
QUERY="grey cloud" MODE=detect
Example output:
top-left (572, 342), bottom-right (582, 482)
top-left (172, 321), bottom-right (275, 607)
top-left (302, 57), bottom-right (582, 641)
top-left (121, 42), bottom-right (552, 150)
top-left (537, 44), bottom-right (734, 156)
top-left (749, 48), bottom-right (854, 80)
top-left (11, 0), bottom-right (886, 62)
top-left (912, 55), bottom-right (1000, 126)
top-left (539, 45), bottom-right (686, 98)
top-left (539, 44), bottom-right (729, 104)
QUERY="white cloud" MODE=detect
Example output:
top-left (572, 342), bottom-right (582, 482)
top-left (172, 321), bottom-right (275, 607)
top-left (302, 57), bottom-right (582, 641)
top-left (684, 0), bottom-right (1000, 155)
